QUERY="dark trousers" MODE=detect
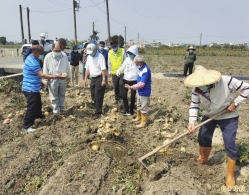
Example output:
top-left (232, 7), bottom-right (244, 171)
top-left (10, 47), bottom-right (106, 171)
top-left (23, 91), bottom-right (43, 129)
top-left (90, 76), bottom-right (105, 114)
top-left (112, 75), bottom-right (123, 101)
top-left (183, 63), bottom-right (194, 77)
top-left (122, 79), bottom-right (137, 114)
top-left (198, 116), bottom-right (238, 160)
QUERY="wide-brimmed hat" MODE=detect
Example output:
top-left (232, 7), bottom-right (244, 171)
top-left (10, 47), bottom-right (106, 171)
top-left (187, 46), bottom-right (196, 51)
top-left (184, 65), bottom-right (221, 87)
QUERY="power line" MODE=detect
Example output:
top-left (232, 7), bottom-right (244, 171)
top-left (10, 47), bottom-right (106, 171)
top-left (90, 0), bottom-right (124, 26)
top-left (22, 6), bottom-right (72, 13)
top-left (53, 0), bottom-right (72, 7)
top-left (46, 0), bottom-right (71, 8)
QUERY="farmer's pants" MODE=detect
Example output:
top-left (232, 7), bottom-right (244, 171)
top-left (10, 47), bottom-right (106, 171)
top-left (198, 116), bottom-right (238, 160)
top-left (122, 79), bottom-right (137, 114)
top-left (82, 63), bottom-right (86, 79)
top-left (70, 65), bottom-right (79, 86)
top-left (23, 91), bottom-right (43, 129)
top-left (48, 79), bottom-right (67, 113)
top-left (112, 75), bottom-right (123, 101)
top-left (183, 63), bottom-right (194, 77)
top-left (90, 75), bottom-right (105, 114)
top-left (137, 95), bottom-right (150, 114)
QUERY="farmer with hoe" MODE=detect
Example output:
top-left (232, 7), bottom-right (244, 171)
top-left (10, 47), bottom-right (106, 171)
top-left (124, 55), bottom-right (151, 128)
top-left (184, 65), bottom-right (249, 187)
top-left (183, 46), bottom-right (196, 78)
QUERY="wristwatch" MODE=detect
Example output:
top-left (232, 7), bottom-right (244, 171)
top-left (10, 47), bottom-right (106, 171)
top-left (102, 78), bottom-right (106, 81)
top-left (234, 101), bottom-right (238, 107)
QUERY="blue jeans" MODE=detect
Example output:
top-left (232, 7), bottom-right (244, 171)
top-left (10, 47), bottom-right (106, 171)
top-left (198, 116), bottom-right (238, 160)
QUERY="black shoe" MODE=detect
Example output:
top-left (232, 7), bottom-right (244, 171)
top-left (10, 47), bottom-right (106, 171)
top-left (123, 112), bottom-right (131, 116)
top-left (36, 114), bottom-right (45, 119)
top-left (92, 113), bottom-right (101, 120)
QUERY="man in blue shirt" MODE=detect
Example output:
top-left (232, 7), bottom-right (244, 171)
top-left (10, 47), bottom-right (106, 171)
top-left (98, 41), bottom-right (109, 91)
top-left (125, 55), bottom-right (151, 128)
top-left (22, 45), bottom-right (66, 132)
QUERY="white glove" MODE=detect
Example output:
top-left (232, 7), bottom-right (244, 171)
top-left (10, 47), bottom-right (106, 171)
top-left (116, 70), bottom-right (120, 76)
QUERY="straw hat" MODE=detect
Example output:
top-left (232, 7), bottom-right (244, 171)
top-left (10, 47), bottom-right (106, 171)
top-left (184, 65), bottom-right (221, 87)
top-left (187, 46), bottom-right (196, 51)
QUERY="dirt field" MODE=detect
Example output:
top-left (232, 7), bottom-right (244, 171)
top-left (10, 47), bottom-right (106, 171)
top-left (0, 55), bottom-right (249, 195)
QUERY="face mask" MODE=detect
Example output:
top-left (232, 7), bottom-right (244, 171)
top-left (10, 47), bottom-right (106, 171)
top-left (53, 52), bottom-right (61, 57)
top-left (189, 50), bottom-right (193, 53)
top-left (112, 46), bottom-right (118, 51)
top-left (41, 38), bottom-right (45, 41)
top-left (199, 86), bottom-right (208, 92)
top-left (99, 46), bottom-right (104, 51)
top-left (74, 50), bottom-right (78, 52)
top-left (90, 53), bottom-right (95, 57)
top-left (38, 55), bottom-right (44, 60)
top-left (128, 54), bottom-right (135, 59)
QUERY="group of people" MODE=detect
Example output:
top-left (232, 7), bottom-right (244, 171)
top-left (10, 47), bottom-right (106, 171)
top-left (21, 34), bottom-right (248, 188)
top-left (22, 36), bottom-right (152, 131)
top-left (83, 39), bottom-right (152, 127)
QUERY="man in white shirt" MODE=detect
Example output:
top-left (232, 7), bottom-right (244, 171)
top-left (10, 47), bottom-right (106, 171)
top-left (84, 43), bottom-right (106, 119)
top-left (43, 42), bottom-right (71, 114)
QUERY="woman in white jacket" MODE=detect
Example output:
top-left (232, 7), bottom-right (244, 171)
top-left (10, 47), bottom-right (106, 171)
top-left (116, 45), bottom-right (139, 115)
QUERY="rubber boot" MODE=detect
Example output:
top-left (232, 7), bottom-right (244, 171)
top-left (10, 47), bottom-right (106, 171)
top-left (197, 146), bottom-right (212, 164)
top-left (136, 113), bottom-right (148, 128)
top-left (132, 110), bottom-right (141, 122)
top-left (226, 157), bottom-right (236, 187)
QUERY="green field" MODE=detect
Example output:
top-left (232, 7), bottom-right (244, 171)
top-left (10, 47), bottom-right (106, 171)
top-left (145, 55), bottom-right (249, 75)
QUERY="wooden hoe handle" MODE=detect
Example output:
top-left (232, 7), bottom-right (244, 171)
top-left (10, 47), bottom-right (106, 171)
top-left (138, 110), bottom-right (227, 163)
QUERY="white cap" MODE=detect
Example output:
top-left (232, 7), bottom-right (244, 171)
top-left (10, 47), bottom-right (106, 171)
top-left (86, 43), bottom-right (97, 54)
top-left (134, 55), bottom-right (145, 62)
top-left (40, 33), bottom-right (45, 37)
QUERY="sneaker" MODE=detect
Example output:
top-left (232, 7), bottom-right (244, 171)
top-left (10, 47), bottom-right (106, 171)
top-left (24, 127), bottom-right (36, 133)
top-left (92, 113), bottom-right (101, 120)
top-left (123, 112), bottom-right (131, 116)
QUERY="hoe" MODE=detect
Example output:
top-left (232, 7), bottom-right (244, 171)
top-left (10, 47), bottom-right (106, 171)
top-left (138, 109), bottom-right (227, 169)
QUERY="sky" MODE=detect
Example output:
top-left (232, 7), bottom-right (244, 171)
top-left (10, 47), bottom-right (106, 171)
top-left (0, 0), bottom-right (249, 45)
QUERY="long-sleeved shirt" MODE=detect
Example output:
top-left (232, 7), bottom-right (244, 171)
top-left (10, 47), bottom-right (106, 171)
top-left (130, 64), bottom-right (151, 96)
top-left (43, 52), bottom-right (71, 82)
top-left (189, 76), bottom-right (249, 124)
top-left (117, 57), bottom-right (139, 81)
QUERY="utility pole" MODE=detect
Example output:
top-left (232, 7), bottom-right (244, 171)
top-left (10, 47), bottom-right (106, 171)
top-left (200, 33), bottom-right (202, 48)
top-left (105, 0), bottom-right (111, 44)
top-left (27, 7), bottom-right (31, 42)
top-left (73, 0), bottom-right (78, 45)
top-left (93, 22), bottom-right (94, 36)
top-left (19, 5), bottom-right (24, 44)
top-left (125, 26), bottom-right (126, 46)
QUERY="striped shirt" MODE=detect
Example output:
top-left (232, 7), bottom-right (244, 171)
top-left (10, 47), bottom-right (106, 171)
top-left (189, 76), bottom-right (249, 124)
top-left (22, 54), bottom-right (41, 92)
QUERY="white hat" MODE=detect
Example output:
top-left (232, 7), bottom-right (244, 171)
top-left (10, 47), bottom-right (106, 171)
top-left (184, 65), bottom-right (221, 87)
top-left (40, 33), bottom-right (45, 37)
top-left (86, 43), bottom-right (96, 54)
top-left (134, 55), bottom-right (145, 62)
